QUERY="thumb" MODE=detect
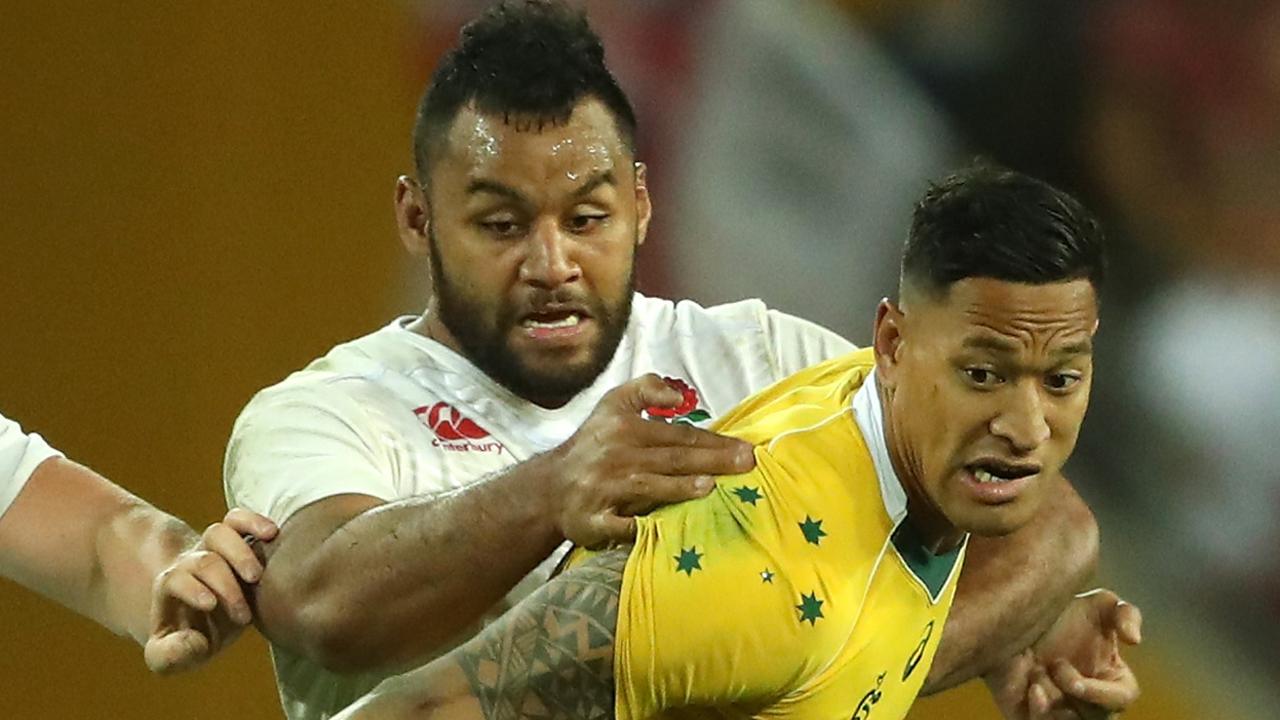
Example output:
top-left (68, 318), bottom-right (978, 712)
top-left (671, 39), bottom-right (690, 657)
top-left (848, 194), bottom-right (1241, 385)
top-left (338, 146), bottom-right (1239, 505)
top-left (585, 513), bottom-right (637, 549)
top-left (144, 629), bottom-right (211, 675)
top-left (1110, 599), bottom-right (1143, 645)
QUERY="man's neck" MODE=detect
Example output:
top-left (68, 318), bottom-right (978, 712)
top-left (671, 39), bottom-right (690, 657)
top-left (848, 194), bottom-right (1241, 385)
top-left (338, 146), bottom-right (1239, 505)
top-left (875, 381), bottom-right (965, 555)
top-left (407, 304), bottom-right (453, 349)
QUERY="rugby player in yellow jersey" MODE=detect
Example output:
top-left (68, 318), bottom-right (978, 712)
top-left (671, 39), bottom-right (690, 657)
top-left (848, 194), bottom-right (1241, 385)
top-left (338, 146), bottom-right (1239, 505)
top-left (337, 164), bottom-right (1139, 720)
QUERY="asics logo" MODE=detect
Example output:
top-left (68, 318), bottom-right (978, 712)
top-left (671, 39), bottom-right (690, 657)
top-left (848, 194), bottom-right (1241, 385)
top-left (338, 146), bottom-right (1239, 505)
top-left (902, 620), bottom-right (934, 682)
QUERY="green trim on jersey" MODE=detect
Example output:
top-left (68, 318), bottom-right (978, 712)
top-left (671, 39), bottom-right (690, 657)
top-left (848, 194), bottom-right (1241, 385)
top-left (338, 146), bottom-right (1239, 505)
top-left (891, 519), bottom-right (964, 603)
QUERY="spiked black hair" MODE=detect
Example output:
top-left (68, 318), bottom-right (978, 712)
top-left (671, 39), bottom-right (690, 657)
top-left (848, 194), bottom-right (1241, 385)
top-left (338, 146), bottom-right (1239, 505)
top-left (412, 0), bottom-right (637, 184)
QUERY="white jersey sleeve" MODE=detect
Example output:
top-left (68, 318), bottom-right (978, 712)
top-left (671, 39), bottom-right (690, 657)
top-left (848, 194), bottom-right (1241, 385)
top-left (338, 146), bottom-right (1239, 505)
top-left (224, 380), bottom-right (400, 525)
top-left (764, 308), bottom-right (858, 377)
top-left (0, 412), bottom-right (64, 520)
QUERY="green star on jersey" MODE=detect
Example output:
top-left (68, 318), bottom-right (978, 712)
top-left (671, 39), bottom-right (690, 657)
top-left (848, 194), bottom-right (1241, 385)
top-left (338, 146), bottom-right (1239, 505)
top-left (674, 546), bottom-right (703, 576)
top-left (732, 485), bottom-right (763, 506)
top-left (796, 591), bottom-right (825, 625)
top-left (760, 568), bottom-right (775, 583)
top-left (799, 516), bottom-right (827, 546)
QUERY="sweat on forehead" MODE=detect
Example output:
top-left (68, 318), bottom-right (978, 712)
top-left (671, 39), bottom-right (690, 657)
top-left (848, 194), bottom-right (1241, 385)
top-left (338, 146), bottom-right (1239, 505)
top-left (436, 101), bottom-right (628, 178)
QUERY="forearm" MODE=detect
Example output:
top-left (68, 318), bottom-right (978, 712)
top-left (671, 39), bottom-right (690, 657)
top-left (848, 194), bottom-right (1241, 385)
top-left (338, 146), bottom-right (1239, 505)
top-left (257, 453), bottom-right (565, 673)
top-left (337, 549), bottom-right (628, 720)
top-left (0, 458), bottom-right (196, 644)
top-left (94, 500), bottom-right (198, 643)
top-left (923, 476), bottom-right (1098, 694)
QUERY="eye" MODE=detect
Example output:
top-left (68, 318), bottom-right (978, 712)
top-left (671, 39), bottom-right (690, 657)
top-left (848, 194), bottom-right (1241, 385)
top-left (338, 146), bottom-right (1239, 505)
top-left (567, 213), bottom-right (608, 233)
top-left (480, 219), bottom-right (523, 238)
top-left (963, 368), bottom-right (1002, 388)
top-left (1045, 373), bottom-right (1082, 392)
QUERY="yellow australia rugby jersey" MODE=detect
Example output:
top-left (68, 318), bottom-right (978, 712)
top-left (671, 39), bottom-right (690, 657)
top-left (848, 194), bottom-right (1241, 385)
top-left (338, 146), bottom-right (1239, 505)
top-left (614, 348), bottom-right (967, 720)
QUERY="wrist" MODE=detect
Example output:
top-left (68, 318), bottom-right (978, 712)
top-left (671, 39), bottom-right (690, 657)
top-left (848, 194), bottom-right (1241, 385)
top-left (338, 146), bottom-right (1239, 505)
top-left (512, 449), bottom-right (568, 542)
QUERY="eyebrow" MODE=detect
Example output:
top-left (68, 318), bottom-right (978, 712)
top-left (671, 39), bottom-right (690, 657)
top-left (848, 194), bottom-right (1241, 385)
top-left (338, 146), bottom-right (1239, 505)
top-left (962, 336), bottom-right (1020, 355)
top-left (464, 170), bottom-right (616, 204)
top-left (465, 179), bottom-right (526, 203)
top-left (1052, 339), bottom-right (1093, 357)
top-left (571, 170), bottom-right (616, 198)
top-left (962, 335), bottom-right (1093, 357)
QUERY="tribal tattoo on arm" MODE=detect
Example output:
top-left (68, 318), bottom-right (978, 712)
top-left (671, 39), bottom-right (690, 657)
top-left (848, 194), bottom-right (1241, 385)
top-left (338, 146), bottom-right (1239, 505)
top-left (339, 549), bottom-right (627, 720)
top-left (456, 548), bottom-right (625, 719)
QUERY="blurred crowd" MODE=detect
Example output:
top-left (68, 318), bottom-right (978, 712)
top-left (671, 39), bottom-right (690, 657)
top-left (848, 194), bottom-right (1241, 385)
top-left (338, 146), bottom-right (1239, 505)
top-left (412, 0), bottom-right (1279, 689)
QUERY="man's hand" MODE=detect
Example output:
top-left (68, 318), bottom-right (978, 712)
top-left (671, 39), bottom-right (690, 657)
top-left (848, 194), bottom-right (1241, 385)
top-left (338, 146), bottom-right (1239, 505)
top-left (986, 589), bottom-right (1142, 719)
top-left (143, 508), bottom-right (278, 673)
top-left (549, 374), bottom-right (756, 548)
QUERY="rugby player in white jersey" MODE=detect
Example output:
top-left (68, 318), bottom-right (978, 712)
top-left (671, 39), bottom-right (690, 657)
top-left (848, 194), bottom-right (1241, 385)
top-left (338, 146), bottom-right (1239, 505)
top-left (0, 411), bottom-right (275, 674)
top-left (226, 2), bottom-right (1136, 718)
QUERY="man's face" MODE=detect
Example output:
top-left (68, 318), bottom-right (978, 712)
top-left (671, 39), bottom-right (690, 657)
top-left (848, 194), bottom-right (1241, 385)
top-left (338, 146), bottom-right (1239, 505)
top-left (417, 99), bottom-right (650, 406)
top-left (876, 278), bottom-right (1099, 537)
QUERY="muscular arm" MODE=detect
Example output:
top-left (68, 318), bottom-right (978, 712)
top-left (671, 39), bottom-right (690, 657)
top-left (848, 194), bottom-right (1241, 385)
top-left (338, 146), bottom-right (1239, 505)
top-left (254, 456), bottom-right (566, 675)
top-left (0, 457), bottom-right (197, 644)
top-left (250, 376), bottom-right (748, 675)
top-left (923, 475), bottom-right (1099, 694)
top-left (335, 549), bottom-right (627, 720)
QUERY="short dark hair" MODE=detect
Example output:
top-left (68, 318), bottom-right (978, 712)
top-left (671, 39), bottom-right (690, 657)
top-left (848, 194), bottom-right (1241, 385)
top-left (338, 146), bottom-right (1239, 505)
top-left (412, 0), bottom-right (638, 185)
top-left (901, 163), bottom-right (1106, 299)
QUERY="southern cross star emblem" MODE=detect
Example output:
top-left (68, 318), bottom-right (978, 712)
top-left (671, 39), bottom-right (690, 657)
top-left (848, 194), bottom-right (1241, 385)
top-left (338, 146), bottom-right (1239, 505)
top-left (732, 485), bottom-right (763, 505)
top-left (796, 591), bottom-right (824, 625)
top-left (674, 546), bottom-right (703, 576)
top-left (799, 515), bottom-right (827, 546)
top-left (760, 569), bottom-right (775, 583)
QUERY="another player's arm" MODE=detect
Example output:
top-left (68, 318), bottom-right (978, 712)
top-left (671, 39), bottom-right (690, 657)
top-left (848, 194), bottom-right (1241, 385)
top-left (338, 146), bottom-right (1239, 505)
top-left (0, 457), bottom-right (195, 643)
top-left (335, 548), bottom-right (628, 720)
top-left (250, 376), bottom-right (752, 674)
top-left (0, 456), bottom-right (272, 673)
top-left (923, 474), bottom-right (1099, 693)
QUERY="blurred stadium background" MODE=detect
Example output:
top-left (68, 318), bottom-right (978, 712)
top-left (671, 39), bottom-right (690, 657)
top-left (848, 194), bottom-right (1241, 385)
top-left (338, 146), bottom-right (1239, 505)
top-left (1, 1), bottom-right (1275, 717)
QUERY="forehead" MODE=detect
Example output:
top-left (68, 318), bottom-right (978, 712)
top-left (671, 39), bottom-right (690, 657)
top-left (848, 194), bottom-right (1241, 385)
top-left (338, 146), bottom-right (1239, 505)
top-left (923, 277), bottom-right (1099, 352)
top-left (434, 99), bottom-right (628, 191)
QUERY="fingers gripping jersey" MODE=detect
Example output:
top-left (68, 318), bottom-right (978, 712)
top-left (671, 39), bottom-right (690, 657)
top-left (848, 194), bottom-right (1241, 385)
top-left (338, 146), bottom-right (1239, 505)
top-left (610, 349), bottom-right (966, 720)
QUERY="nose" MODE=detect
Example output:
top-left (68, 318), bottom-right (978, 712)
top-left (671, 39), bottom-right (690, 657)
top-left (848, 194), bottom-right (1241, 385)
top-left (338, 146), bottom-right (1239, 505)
top-left (519, 219), bottom-right (581, 289)
top-left (989, 380), bottom-right (1051, 454)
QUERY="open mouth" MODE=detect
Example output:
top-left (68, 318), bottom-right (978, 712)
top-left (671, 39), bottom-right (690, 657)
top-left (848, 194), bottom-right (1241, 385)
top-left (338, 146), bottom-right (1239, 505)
top-left (522, 308), bottom-right (586, 328)
top-left (965, 460), bottom-right (1040, 485)
top-left (519, 306), bottom-right (592, 337)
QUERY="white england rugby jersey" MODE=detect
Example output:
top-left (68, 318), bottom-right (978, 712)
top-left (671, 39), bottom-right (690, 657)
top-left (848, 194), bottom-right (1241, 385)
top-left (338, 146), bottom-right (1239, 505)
top-left (224, 294), bottom-right (855, 720)
top-left (0, 412), bottom-right (62, 521)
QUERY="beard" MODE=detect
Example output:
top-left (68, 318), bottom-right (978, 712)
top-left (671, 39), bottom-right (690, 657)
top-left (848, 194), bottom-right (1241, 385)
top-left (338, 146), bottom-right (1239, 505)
top-left (428, 225), bottom-right (635, 407)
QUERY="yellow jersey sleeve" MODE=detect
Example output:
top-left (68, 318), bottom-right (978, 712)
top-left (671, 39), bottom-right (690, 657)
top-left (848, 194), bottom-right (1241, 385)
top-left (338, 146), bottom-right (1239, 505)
top-left (614, 458), bottom-right (850, 717)
top-left (611, 350), bottom-right (888, 718)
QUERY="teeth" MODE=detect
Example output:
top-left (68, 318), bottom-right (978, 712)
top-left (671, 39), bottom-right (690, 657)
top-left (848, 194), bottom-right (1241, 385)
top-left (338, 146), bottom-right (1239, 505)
top-left (525, 314), bottom-right (580, 329)
top-left (974, 469), bottom-right (1008, 484)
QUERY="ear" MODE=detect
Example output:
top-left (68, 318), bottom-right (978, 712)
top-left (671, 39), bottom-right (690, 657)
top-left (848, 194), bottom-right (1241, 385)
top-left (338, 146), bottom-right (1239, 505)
top-left (396, 176), bottom-right (431, 257)
top-left (873, 298), bottom-right (906, 387)
top-left (633, 162), bottom-right (652, 247)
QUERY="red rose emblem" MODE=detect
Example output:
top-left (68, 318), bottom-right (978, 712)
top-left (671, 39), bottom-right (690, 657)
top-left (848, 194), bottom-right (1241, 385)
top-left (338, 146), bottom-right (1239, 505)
top-left (646, 377), bottom-right (700, 418)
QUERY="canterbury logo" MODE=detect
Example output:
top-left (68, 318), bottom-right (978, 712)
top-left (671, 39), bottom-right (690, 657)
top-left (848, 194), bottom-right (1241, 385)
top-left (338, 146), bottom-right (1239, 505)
top-left (415, 402), bottom-right (490, 440)
top-left (413, 403), bottom-right (502, 453)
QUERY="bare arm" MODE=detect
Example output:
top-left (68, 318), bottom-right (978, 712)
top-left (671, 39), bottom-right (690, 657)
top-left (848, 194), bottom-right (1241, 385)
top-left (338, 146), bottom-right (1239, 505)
top-left (255, 467), bottom-right (566, 675)
top-left (252, 376), bottom-right (752, 674)
top-left (335, 549), bottom-right (627, 720)
top-left (0, 456), bottom-right (275, 674)
top-left (923, 475), bottom-right (1099, 694)
top-left (0, 457), bottom-right (196, 642)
